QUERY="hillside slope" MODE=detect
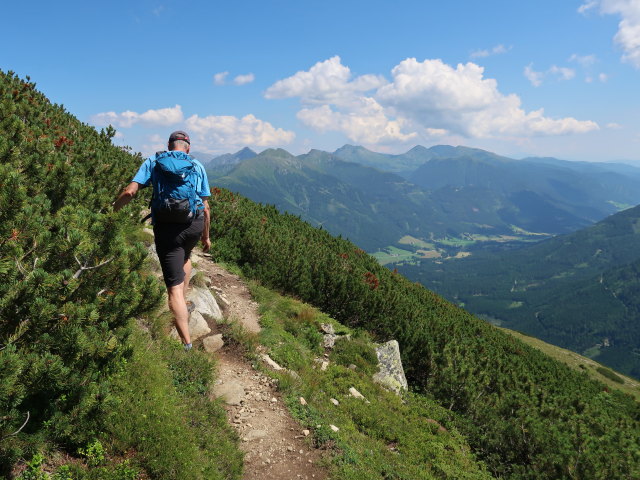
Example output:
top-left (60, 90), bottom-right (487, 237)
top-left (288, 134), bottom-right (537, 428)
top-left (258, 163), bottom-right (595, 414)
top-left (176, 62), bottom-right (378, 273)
top-left (398, 204), bottom-right (640, 376)
top-left (209, 187), bottom-right (640, 479)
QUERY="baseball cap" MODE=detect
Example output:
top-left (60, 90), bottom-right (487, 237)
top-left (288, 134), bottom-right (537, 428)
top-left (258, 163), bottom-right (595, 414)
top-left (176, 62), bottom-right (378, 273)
top-left (168, 130), bottom-right (190, 144)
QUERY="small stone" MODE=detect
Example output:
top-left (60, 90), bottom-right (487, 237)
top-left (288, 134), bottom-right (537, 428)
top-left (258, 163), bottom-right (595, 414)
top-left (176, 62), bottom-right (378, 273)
top-left (261, 353), bottom-right (284, 371)
top-left (330, 398), bottom-right (339, 406)
top-left (271, 397), bottom-right (278, 403)
top-left (320, 323), bottom-right (335, 335)
top-left (202, 334), bottom-right (224, 353)
top-left (348, 364), bottom-right (357, 370)
top-left (299, 397), bottom-right (307, 406)
top-left (287, 446), bottom-right (294, 452)
top-left (299, 449), bottom-right (304, 454)
top-left (330, 424), bottom-right (339, 432)
top-left (321, 361), bottom-right (329, 371)
top-left (302, 429), bottom-right (310, 436)
top-left (349, 387), bottom-right (366, 400)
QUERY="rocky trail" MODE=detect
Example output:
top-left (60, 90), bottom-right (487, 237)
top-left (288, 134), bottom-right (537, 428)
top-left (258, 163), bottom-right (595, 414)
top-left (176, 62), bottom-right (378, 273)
top-left (171, 249), bottom-right (329, 480)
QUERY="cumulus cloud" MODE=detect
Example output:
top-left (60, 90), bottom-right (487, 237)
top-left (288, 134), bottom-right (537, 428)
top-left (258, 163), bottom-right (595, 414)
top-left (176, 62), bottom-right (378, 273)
top-left (580, 0), bottom-right (640, 68)
top-left (470, 44), bottom-right (510, 58)
top-left (377, 58), bottom-right (596, 138)
top-left (185, 113), bottom-right (295, 152)
top-left (91, 105), bottom-right (184, 128)
top-left (264, 55), bottom-right (387, 106)
top-left (266, 57), bottom-right (598, 145)
top-left (233, 73), bottom-right (255, 85)
top-left (213, 71), bottom-right (229, 85)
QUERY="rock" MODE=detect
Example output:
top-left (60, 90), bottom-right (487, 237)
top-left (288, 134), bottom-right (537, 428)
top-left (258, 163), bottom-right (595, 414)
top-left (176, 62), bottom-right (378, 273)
top-left (170, 311), bottom-right (211, 342)
top-left (349, 387), bottom-right (366, 400)
top-left (323, 334), bottom-right (338, 349)
top-left (320, 361), bottom-right (329, 371)
top-left (243, 429), bottom-right (268, 442)
top-left (330, 398), bottom-right (339, 406)
top-left (329, 425), bottom-right (339, 432)
top-left (261, 353), bottom-right (284, 371)
top-left (202, 334), bottom-right (224, 353)
top-left (299, 397), bottom-right (307, 406)
top-left (348, 364), bottom-right (357, 370)
top-left (320, 323), bottom-right (335, 335)
top-left (271, 397), bottom-right (277, 403)
top-left (187, 286), bottom-right (223, 322)
top-left (210, 381), bottom-right (245, 405)
top-left (372, 340), bottom-right (408, 394)
top-left (302, 429), bottom-right (310, 436)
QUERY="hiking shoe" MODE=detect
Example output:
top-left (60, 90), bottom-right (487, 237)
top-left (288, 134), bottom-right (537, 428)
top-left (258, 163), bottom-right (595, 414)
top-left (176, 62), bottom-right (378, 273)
top-left (184, 343), bottom-right (193, 351)
top-left (186, 301), bottom-right (196, 314)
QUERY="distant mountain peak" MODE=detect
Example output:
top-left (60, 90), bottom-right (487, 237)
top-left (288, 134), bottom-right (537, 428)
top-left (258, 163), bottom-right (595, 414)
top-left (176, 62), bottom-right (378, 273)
top-left (235, 146), bottom-right (257, 159)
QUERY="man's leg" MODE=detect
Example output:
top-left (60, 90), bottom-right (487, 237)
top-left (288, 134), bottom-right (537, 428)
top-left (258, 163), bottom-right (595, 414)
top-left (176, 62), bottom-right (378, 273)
top-left (168, 283), bottom-right (190, 344)
top-left (183, 258), bottom-right (192, 301)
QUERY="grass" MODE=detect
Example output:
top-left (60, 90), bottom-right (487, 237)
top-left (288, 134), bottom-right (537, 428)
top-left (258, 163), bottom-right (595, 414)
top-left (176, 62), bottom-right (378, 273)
top-left (245, 282), bottom-right (492, 480)
top-left (372, 246), bottom-right (421, 266)
top-left (500, 328), bottom-right (640, 401)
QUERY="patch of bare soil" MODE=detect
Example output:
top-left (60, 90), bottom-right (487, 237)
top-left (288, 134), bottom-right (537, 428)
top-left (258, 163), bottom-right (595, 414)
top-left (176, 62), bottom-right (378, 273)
top-left (194, 252), bottom-right (328, 480)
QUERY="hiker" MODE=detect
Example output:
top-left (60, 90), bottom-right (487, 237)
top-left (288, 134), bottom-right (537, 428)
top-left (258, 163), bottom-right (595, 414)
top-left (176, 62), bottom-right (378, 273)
top-left (113, 131), bottom-right (211, 350)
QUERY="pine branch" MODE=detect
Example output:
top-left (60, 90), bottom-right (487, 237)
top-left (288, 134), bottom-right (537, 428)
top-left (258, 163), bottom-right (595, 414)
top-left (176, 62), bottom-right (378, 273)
top-left (1, 411), bottom-right (29, 440)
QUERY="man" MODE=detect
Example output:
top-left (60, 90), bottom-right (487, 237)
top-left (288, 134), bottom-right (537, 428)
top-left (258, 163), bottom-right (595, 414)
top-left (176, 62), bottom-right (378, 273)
top-left (113, 131), bottom-right (211, 350)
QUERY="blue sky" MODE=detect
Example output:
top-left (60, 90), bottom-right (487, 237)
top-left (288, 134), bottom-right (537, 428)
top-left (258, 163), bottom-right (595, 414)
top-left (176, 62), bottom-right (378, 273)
top-left (3, 0), bottom-right (640, 162)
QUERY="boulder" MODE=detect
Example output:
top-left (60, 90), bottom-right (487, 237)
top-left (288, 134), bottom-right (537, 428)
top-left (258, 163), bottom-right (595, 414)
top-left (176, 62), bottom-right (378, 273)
top-left (187, 286), bottom-right (223, 322)
top-left (372, 340), bottom-right (408, 394)
top-left (170, 310), bottom-right (211, 342)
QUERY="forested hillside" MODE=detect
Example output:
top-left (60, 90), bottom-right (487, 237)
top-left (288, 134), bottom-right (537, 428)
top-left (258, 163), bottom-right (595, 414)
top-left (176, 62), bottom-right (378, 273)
top-left (399, 204), bottom-right (640, 377)
top-left (209, 188), bottom-right (640, 479)
top-left (0, 71), bottom-right (242, 478)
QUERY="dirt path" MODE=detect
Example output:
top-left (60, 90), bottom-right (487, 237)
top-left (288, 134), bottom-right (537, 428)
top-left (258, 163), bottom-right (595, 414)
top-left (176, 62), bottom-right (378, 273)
top-left (193, 253), bottom-right (328, 480)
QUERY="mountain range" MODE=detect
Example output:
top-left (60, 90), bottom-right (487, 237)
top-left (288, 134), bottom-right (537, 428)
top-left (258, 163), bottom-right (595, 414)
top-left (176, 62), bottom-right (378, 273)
top-left (204, 144), bottom-right (640, 254)
top-left (203, 144), bottom-right (640, 376)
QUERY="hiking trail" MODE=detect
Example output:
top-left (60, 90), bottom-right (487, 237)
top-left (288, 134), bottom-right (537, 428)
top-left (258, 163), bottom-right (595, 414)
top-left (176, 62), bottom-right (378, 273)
top-left (186, 250), bottom-right (328, 480)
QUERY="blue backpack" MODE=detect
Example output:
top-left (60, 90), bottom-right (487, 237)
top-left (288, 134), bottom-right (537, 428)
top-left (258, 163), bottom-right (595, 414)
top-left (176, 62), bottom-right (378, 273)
top-left (150, 151), bottom-right (199, 224)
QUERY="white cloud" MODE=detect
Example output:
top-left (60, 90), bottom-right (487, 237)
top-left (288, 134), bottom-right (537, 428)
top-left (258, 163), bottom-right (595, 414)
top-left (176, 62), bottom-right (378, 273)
top-left (377, 58), bottom-right (596, 138)
top-left (569, 53), bottom-right (598, 66)
top-left (213, 71), bottom-right (229, 85)
top-left (580, 0), bottom-right (640, 68)
top-left (524, 63), bottom-right (545, 86)
top-left (264, 55), bottom-right (387, 106)
top-left (297, 101), bottom-right (417, 145)
top-left (599, 72), bottom-right (609, 81)
top-left (233, 73), bottom-right (255, 85)
top-left (549, 65), bottom-right (576, 80)
top-left (606, 122), bottom-right (623, 128)
top-left (91, 105), bottom-right (184, 128)
top-left (266, 57), bottom-right (598, 146)
top-left (470, 44), bottom-right (510, 58)
top-left (185, 113), bottom-right (295, 152)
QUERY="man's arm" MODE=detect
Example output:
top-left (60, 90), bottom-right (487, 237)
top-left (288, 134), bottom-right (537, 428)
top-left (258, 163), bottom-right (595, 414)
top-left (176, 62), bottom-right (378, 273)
top-left (113, 182), bottom-right (140, 212)
top-left (200, 198), bottom-right (211, 252)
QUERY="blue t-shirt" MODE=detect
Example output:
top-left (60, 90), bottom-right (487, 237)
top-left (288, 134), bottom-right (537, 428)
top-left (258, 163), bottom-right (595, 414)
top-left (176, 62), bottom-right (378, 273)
top-left (132, 151), bottom-right (211, 211)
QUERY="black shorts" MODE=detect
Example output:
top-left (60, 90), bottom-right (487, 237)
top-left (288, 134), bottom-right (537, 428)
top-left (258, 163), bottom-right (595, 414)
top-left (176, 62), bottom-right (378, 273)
top-left (153, 216), bottom-right (204, 287)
